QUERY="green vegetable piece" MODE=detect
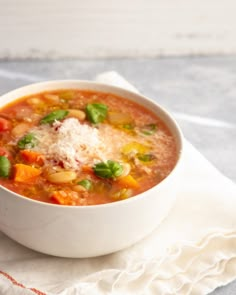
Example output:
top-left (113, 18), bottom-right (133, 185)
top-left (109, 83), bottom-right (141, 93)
top-left (0, 156), bottom-right (11, 178)
top-left (141, 124), bottom-right (157, 135)
top-left (86, 103), bottom-right (108, 124)
top-left (93, 160), bottom-right (123, 179)
top-left (137, 153), bottom-right (155, 162)
top-left (77, 179), bottom-right (92, 191)
top-left (40, 110), bottom-right (69, 124)
top-left (17, 133), bottom-right (37, 150)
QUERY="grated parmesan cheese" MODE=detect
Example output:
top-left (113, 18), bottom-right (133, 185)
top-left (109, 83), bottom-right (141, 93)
top-left (32, 118), bottom-right (107, 170)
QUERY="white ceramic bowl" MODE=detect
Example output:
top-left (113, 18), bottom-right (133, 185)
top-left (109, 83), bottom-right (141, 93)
top-left (0, 80), bottom-right (183, 258)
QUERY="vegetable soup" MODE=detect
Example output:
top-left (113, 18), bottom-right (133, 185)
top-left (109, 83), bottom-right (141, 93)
top-left (0, 90), bottom-right (177, 205)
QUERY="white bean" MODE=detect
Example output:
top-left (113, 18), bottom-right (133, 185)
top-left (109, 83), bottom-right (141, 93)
top-left (44, 94), bottom-right (60, 103)
top-left (117, 163), bottom-right (131, 179)
top-left (67, 109), bottom-right (86, 121)
top-left (27, 97), bottom-right (42, 106)
top-left (73, 185), bottom-right (87, 192)
top-left (11, 123), bottom-right (31, 137)
top-left (47, 171), bottom-right (77, 184)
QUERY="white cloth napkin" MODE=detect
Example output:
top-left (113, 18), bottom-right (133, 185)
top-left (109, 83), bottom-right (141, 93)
top-left (0, 72), bottom-right (236, 295)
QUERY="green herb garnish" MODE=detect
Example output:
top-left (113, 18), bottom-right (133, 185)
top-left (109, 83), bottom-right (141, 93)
top-left (17, 133), bottom-right (37, 150)
top-left (93, 160), bottom-right (123, 179)
top-left (137, 153), bottom-right (155, 162)
top-left (40, 110), bottom-right (69, 124)
top-left (77, 179), bottom-right (92, 191)
top-left (86, 103), bottom-right (108, 124)
top-left (141, 124), bottom-right (157, 135)
top-left (0, 156), bottom-right (11, 178)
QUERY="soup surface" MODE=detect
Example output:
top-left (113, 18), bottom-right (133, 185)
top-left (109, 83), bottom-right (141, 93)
top-left (0, 89), bottom-right (177, 205)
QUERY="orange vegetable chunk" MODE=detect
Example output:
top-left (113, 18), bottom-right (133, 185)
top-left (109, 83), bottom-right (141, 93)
top-left (81, 165), bottom-right (94, 174)
top-left (117, 175), bottom-right (139, 189)
top-left (50, 190), bottom-right (79, 205)
top-left (20, 150), bottom-right (44, 166)
top-left (14, 164), bottom-right (41, 183)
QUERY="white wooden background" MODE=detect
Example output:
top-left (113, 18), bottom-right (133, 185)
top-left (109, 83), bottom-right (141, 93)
top-left (0, 0), bottom-right (236, 59)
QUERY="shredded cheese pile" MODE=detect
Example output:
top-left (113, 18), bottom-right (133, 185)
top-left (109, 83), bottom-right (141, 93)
top-left (32, 118), bottom-right (106, 170)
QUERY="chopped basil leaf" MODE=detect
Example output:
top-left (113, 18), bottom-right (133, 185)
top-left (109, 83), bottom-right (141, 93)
top-left (93, 160), bottom-right (123, 179)
top-left (141, 124), bottom-right (157, 135)
top-left (86, 103), bottom-right (108, 124)
top-left (137, 153), bottom-right (155, 162)
top-left (77, 179), bottom-right (92, 190)
top-left (17, 133), bottom-right (37, 150)
top-left (40, 110), bottom-right (69, 124)
top-left (0, 156), bottom-right (11, 178)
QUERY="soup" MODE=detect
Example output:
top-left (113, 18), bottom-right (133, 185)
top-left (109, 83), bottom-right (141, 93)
top-left (0, 89), bottom-right (177, 205)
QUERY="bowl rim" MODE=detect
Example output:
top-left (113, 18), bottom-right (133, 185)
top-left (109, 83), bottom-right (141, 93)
top-left (0, 79), bottom-right (184, 210)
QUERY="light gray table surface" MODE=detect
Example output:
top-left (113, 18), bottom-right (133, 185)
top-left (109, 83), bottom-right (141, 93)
top-left (0, 57), bottom-right (235, 294)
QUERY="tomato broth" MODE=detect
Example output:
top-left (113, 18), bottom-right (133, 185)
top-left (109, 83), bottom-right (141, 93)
top-left (0, 90), bottom-right (177, 205)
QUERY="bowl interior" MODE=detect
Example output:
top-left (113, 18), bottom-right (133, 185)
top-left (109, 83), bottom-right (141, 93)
top-left (0, 80), bottom-right (183, 207)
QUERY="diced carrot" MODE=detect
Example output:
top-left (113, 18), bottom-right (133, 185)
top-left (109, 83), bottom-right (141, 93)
top-left (81, 165), bottom-right (94, 174)
top-left (50, 190), bottom-right (79, 205)
top-left (0, 117), bottom-right (11, 132)
top-left (117, 174), bottom-right (140, 189)
top-left (14, 164), bottom-right (41, 183)
top-left (20, 150), bottom-right (44, 166)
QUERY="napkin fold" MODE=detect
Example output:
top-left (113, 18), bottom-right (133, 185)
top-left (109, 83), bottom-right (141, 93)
top-left (0, 72), bottom-right (236, 295)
